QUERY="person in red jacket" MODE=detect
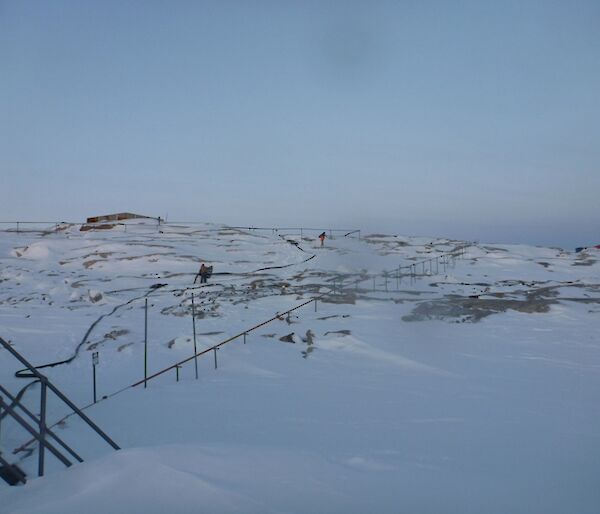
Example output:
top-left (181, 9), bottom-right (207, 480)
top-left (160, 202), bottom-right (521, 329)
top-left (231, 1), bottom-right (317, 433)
top-left (319, 232), bottom-right (326, 247)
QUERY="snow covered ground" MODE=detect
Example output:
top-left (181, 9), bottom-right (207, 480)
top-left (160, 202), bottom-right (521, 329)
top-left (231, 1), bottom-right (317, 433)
top-left (1, 221), bottom-right (599, 513)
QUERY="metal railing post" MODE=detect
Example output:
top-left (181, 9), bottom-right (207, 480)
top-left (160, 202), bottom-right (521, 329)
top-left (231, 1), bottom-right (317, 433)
top-left (93, 358), bottom-right (97, 404)
top-left (191, 293), bottom-right (198, 379)
top-left (38, 378), bottom-right (48, 477)
top-left (213, 348), bottom-right (218, 369)
top-left (144, 298), bottom-right (148, 388)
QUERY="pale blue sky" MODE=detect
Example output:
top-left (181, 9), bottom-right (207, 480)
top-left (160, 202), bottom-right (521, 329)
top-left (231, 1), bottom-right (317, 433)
top-left (1, 1), bottom-right (598, 247)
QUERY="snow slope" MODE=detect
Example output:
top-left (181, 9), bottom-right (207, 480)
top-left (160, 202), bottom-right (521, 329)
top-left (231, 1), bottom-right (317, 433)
top-left (1, 221), bottom-right (599, 513)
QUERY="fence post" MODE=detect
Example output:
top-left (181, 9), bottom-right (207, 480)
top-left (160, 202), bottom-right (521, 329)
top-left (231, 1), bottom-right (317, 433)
top-left (92, 352), bottom-right (98, 404)
top-left (213, 348), bottom-right (218, 369)
top-left (243, 332), bottom-right (247, 345)
top-left (191, 293), bottom-right (198, 380)
top-left (38, 378), bottom-right (48, 477)
top-left (175, 365), bottom-right (180, 382)
top-left (144, 298), bottom-right (148, 389)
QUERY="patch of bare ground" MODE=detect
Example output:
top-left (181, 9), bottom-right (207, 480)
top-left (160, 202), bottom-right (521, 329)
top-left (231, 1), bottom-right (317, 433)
top-left (573, 259), bottom-right (596, 266)
top-left (324, 330), bottom-right (351, 336)
top-left (321, 292), bottom-right (356, 305)
top-left (402, 296), bottom-right (557, 323)
top-left (317, 314), bottom-right (351, 320)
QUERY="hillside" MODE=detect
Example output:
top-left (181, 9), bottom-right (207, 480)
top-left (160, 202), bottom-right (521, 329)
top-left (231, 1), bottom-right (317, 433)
top-left (1, 221), bottom-right (599, 513)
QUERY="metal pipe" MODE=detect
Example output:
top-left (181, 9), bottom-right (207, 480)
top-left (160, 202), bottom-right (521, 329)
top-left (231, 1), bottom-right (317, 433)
top-left (131, 296), bottom-right (323, 387)
top-left (0, 384), bottom-right (83, 463)
top-left (93, 360), bottom-right (97, 403)
top-left (38, 379), bottom-right (47, 476)
top-left (191, 293), bottom-right (198, 379)
top-left (0, 337), bottom-right (120, 450)
top-left (144, 298), bottom-right (148, 388)
top-left (0, 453), bottom-right (26, 484)
top-left (0, 396), bottom-right (72, 468)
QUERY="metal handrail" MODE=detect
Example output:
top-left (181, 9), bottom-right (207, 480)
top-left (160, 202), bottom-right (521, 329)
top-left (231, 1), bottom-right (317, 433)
top-left (0, 221), bottom-right (76, 224)
top-left (130, 295), bottom-right (324, 388)
top-left (128, 246), bottom-right (470, 389)
top-left (0, 395), bottom-right (72, 468)
top-left (0, 337), bottom-right (120, 453)
top-left (0, 384), bottom-right (83, 464)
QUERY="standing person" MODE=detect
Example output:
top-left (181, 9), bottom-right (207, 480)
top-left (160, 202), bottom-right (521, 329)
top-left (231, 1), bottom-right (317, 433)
top-left (194, 263), bottom-right (209, 284)
top-left (200, 263), bottom-right (208, 284)
top-left (319, 232), bottom-right (326, 247)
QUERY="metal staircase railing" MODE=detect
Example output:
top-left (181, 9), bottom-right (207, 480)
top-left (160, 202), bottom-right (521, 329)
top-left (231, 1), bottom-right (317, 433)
top-left (0, 336), bottom-right (120, 485)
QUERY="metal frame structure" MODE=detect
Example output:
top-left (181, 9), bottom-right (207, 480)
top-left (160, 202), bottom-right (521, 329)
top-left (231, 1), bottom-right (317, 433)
top-left (0, 337), bottom-right (119, 484)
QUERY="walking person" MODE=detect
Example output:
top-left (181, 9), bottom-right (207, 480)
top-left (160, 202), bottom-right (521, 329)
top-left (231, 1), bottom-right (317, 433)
top-left (319, 232), bottom-right (326, 247)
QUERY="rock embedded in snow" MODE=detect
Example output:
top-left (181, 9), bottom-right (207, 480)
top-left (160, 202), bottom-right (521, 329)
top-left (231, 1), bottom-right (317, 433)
top-left (11, 243), bottom-right (50, 260)
top-left (88, 289), bottom-right (104, 303)
top-left (279, 332), bottom-right (296, 343)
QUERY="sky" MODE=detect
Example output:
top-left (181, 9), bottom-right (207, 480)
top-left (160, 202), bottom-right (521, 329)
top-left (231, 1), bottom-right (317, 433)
top-left (1, 0), bottom-right (598, 248)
